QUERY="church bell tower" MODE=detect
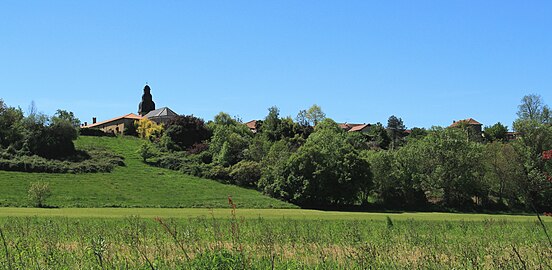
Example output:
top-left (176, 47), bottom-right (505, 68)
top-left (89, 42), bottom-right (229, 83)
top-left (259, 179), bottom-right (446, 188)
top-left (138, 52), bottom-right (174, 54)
top-left (138, 84), bottom-right (156, 116)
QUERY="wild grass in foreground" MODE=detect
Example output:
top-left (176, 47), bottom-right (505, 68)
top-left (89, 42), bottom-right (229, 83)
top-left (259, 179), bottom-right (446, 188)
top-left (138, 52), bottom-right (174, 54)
top-left (0, 215), bottom-right (550, 269)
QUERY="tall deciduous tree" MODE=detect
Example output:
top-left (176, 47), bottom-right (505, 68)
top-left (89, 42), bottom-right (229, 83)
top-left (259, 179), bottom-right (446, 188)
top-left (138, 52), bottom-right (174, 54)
top-left (306, 104), bottom-right (326, 126)
top-left (517, 94), bottom-right (551, 124)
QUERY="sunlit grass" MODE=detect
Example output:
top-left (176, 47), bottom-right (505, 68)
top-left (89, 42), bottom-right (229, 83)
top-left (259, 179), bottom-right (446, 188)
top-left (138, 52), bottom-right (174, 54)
top-left (0, 136), bottom-right (295, 209)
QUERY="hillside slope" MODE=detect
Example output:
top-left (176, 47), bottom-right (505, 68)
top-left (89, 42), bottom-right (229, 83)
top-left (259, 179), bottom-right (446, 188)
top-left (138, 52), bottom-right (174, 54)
top-left (0, 136), bottom-right (295, 208)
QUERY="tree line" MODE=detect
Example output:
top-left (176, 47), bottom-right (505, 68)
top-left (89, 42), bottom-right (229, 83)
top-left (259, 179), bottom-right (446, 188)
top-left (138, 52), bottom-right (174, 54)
top-left (140, 94), bottom-right (552, 212)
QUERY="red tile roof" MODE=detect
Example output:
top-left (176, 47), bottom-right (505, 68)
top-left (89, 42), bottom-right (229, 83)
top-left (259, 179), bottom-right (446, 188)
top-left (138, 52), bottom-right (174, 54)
top-left (245, 120), bottom-right (258, 130)
top-left (450, 118), bottom-right (482, 128)
top-left (348, 124), bottom-right (371, 132)
top-left (84, 113), bottom-right (142, 128)
top-left (338, 123), bottom-right (365, 131)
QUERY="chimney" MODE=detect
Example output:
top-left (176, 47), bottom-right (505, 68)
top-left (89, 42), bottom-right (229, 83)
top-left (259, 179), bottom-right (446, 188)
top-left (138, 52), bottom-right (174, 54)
top-left (93, 117), bottom-right (97, 124)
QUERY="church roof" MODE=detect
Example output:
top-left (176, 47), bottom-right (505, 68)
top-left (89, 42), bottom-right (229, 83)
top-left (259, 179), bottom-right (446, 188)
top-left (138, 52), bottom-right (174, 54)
top-left (143, 107), bottom-right (178, 118)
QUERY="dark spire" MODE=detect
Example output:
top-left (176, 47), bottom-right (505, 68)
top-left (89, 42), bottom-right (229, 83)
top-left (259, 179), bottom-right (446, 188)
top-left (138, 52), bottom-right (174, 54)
top-left (138, 84), bottom-right (156, 116)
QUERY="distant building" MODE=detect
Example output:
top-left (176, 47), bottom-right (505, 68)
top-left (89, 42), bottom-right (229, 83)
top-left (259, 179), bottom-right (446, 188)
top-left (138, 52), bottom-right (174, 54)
top-left (449, 118), bottom-right (483, 139)
top-left (245, 120), bottom-right (259, 133)
top-left (84, 113), bottom-right (142, 134)
top-left (506, 132), bottom-right (520, 141)
top-left (338, 123), bottom-right (372, 133)
top-left (82, 84), bottom-right (177, 134)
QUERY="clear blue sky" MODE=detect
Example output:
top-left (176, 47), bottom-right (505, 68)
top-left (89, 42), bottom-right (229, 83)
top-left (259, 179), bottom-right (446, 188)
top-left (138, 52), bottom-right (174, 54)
top-left (1, 1), bottom-right (551, 129)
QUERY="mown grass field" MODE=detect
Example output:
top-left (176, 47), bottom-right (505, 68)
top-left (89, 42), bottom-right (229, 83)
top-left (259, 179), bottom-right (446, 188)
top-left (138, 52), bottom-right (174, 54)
top-left (0, 212), bottom-right (550, 269)
top-left (0, 136), bottom-right (294, 208)
top-left (0, 207), bottom-right (549, 222)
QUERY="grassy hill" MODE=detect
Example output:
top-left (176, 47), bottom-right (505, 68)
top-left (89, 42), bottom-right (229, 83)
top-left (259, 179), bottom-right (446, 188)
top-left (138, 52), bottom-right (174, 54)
top-left (0, 136), bottom-right (296, 208)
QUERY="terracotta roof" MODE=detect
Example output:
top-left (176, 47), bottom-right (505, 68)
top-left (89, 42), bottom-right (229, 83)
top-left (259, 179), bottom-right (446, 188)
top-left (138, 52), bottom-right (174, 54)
top-left (348, 124), bottom-right (371, 132)
top-left (450, 118), bottom-right (482, 128)
top-left (338, 123), bottom-right (364, 131)
top-left (84, 113), bottom-right (142, 128)
top-left (245, 120), bottom-right (258, 130)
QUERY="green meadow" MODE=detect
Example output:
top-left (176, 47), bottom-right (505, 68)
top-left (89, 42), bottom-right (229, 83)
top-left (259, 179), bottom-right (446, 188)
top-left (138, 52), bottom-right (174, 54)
top-left (0, 136), bottom-right (294, 209)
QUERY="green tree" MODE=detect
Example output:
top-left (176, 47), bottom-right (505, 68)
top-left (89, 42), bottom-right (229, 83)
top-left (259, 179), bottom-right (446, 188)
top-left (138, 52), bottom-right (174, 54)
top-left (386, 115), bottom-right (406, 150)
top-left (408, 127), bottom-right (428, 140)
top-left (209, 112), bottom-right (252, 166)
top-left (296, 109), bottom-right (309, 126)
top-left (162, 115), bottom-right (211, 151)
top-left (229, 160), bottom-right (262, 187)
top-left (482, 142), bottom-right (525, 207)
top-left (139, 141), bottom-right (157, 162)
top-left (366, 123), bottom-right (390, 150)
top-left (517, 94), bottom-right (551, 124)
top-left (261, 106), bottom-right (282, 142)
top-left (412, 128), bottom-right (485, 208)
top-left (261, 119), bottom-right (371, 207)
top-left (258, 139), bottom-right (294, 196)
top-left (512, 117), bottom-right (552, 209)
top-left (28, 181), bottom-right (52, 208)
top-left (306, 104), bottom-right (326, 126)
top-left (0, 99), bottom-right (24, 149)
top-left (52, 109), bottom-right (81, 127)
top-left (483, 122), bottom-right (508, 142)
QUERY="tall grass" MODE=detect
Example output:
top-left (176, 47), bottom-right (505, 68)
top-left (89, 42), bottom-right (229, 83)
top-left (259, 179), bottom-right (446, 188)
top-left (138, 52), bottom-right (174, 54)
top-left (0, 215), bottom-right (550, 269)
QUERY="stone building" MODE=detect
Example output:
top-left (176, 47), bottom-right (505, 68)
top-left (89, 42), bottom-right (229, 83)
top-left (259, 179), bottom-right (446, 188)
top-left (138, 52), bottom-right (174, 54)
top-left (84, 113), bottom-right (142, 134)
top-left (83, 84), bottom-right (177, 134)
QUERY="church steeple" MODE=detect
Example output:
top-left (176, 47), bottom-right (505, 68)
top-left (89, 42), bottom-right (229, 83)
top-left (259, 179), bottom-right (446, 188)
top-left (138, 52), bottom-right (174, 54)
top-left (138, 84), bottom-right (156, 116)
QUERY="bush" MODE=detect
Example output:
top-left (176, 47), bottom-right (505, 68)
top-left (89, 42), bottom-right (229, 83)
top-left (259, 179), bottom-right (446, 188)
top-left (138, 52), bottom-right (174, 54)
top-left (155, 152), bottom-right (189, 171)
top-left (139, 142), bottom-right (158, 162)
top-left (0, 149), bottom-right (124, 173)
top-left (204, 165), bottom-right (231, 182)
top-left (24, 121), bottom-right (78, 159)
top-left (80, 128), bottom-right (114, 137)
top-left (163, 115), bottom-right (211, 151)
top-left (28, 181), bottom-right (52, 207)
top-left (230, 161), bottom-right (261, 187)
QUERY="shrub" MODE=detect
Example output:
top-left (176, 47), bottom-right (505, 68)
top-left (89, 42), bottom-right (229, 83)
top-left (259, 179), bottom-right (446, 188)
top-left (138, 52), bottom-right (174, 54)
top-left (28, 181), bottom-right (52, 207)
top-left (139, 142), bottom-right (157, 162)
top-left (230, 161), bottom-right (261, 187)
top-left (0, 149), bottom-right (124, 174)
top-left (24, 121), bottom-right (78, 159)
top-left (204, 165), bottom-right (231, 182)
top-left (80, 128), bottom-right (114, 137)
top-left (136, 118), bottom-right (164, 141)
